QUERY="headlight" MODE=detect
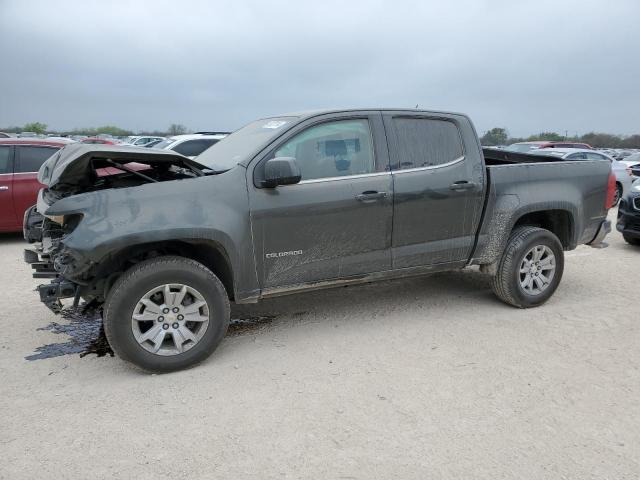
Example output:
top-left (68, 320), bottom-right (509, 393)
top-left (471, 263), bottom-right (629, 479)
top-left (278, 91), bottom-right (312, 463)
top-left (44, 213), bottom-right (83, 231)
top-left (45, 214), bottom-right (65, 225)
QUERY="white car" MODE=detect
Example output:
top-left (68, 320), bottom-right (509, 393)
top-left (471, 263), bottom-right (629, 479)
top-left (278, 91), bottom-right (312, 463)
top-left (617, 152), bottom-right (640, 179)
top-left (535, 148), bottom-right (633, 206)
top-left (125, 136), bottom-right (166, 147)
top-left (151, 132), bottom-right (228, 159)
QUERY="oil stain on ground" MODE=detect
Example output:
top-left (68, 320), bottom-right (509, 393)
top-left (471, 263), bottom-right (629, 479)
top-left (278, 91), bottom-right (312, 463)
top-left (227, 315), bottom-right (277, 336)
top-left (26, 306), bottom-right (284, 361)
top-left (25, 305), bottom-right (114, 361)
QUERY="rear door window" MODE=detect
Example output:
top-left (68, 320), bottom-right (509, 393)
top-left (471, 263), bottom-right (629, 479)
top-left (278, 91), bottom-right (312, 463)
top-left (15, 146), bottom-right (59, 173)
top-left (0, 146), bottom-right (11, 174)
top-left (388, 118), bottom-right (463, 170)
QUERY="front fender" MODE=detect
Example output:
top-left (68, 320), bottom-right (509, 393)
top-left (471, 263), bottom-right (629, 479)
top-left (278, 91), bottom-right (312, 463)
top-left (47, 168), bottom-right (259, 300)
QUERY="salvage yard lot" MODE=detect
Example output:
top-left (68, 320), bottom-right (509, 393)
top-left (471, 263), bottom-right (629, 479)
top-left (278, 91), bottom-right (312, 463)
top-left (1, 210), bottom-right (638, 479)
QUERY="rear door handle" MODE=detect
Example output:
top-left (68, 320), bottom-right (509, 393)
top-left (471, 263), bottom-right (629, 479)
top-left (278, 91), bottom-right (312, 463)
top-left (356, 191), bottom-right (387, 202)
top-left (449, 181), bottom-right (476, 191)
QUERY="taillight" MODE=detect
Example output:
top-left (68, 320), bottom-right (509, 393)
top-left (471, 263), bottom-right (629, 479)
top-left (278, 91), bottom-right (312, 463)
top-left (605, 172), bottom-right (616, 209)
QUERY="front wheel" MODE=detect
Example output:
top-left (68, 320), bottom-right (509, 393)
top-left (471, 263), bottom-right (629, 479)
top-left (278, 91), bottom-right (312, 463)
top-left (104, 256), bottom-right (230, 372)
top-left (490, 226), bottom-right (565, 308)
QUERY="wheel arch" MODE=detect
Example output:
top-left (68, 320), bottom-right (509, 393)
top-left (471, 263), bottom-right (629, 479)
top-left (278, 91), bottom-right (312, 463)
top-left (512, 209), bottom-right (575, 249)
top-left (93, 239), bottom-right (236, 301)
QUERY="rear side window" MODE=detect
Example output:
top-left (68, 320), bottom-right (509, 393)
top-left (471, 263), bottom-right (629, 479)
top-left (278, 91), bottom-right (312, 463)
top-left (173, 139), bottom-right (218, 157)
top-left (389, 118), bottom-right (463, 170)
top-left (567, 152), bottom-right (587, 160)
top-left (15, 146), bottom-right (59, 173)
top-left (0, 146), bottom-right (11, 174)
top-left (585, 152), bottom-right (607, 161)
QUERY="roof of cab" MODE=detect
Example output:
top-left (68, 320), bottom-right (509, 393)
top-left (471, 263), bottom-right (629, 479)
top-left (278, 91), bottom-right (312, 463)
top-left (268, 107), bottom-right (468, 120)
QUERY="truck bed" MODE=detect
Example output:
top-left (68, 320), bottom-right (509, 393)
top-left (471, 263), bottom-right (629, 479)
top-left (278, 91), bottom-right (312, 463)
top-left (482, 147), bottom-right (566, 165)
top-left (471, 156), bottom-right (612, 265)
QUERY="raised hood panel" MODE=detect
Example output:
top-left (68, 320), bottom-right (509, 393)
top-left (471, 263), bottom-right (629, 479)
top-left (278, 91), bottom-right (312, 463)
top-left (39, 143), bottom-right (209, 188)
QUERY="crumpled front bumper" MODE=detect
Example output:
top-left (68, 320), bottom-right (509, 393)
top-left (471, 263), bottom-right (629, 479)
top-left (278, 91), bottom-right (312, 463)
top-left (24, 247), bottom-right (79, 313)
top-left (23, 206), bottom-right (80, 313)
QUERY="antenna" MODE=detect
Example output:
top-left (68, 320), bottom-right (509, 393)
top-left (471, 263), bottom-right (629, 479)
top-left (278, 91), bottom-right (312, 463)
top-left (415, 104), bottom-right (419, 109)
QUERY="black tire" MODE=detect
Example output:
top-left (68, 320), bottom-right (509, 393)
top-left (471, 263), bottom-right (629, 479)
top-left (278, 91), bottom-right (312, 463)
top-left (490, 226), bottom-right (565, 308)
top-left (623, 233), bottom-right (640, 246)
top-left (104, 256), bottom-right (230, 373)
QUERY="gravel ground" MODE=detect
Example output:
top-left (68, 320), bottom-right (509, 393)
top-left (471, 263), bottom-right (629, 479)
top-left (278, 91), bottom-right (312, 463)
top-left (1, 210), bottom-right (639, 479)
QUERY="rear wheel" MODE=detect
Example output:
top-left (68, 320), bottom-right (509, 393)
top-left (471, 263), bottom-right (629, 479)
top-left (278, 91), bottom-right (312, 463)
top-left (104, 256), bottom-right (230, 372)
top-left (623, 233), bottom-right (640, 246)
top-left (490, 226), bottom-right (565, 308)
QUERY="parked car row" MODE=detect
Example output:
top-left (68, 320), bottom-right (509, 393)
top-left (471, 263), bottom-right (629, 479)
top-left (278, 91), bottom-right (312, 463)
top-left (148, 132), bottom-right (228, 159)
top-left (2, 132), bottom-right (232, 160)
top-left (598, 148), bottom-right (640, 162)
top-left (505, 141), bottom-right (594, 152)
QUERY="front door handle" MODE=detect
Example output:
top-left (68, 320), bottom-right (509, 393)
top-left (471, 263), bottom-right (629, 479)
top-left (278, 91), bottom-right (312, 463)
top-left (0, 186), bottom-right (9, 191)
top-left (449, 181), bottom-right (476, 191)
top-left (356, 191), bottom-right (387, 202)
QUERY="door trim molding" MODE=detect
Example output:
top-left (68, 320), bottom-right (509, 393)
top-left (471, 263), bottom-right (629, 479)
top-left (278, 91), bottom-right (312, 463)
top-left (391, 156), bottom-right (465, 174)
top-left (296, 171), bottom-right (392, 185)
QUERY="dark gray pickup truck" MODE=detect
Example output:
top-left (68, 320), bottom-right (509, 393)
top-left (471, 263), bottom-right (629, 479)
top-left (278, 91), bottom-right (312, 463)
top-left (24, 109), bottom-right (615, 371)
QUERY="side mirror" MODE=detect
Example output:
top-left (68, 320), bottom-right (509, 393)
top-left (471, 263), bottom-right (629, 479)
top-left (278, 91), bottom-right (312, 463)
top-left (262, 157), bottom-right (301, 188)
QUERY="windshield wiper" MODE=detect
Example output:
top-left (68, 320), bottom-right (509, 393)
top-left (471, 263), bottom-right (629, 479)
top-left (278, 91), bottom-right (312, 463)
top-left (202, 168), bottom-right (229, 175)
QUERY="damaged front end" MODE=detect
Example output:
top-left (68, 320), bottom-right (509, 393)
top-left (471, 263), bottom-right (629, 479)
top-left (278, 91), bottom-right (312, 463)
top-left (24, 144), bottom-right (212, 313)
top-left (24, 208), bottom-right (83, 312)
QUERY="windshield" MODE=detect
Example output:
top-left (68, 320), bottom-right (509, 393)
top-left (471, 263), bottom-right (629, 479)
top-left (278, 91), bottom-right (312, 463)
top-left (196, 117), bottom-right (297, 171)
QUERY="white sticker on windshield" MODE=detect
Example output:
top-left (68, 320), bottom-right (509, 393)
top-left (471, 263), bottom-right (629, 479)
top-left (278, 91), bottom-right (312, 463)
top-left (262, 120), bottom-right (288, 129)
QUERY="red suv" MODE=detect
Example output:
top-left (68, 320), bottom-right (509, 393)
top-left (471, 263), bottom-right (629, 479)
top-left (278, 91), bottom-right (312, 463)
top-left (0, 138), bottom-right (73, 232)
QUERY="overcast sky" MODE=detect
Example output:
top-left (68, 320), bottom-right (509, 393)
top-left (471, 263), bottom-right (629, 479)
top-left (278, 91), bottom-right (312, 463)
top-left (1, 0), bottom-right (639, 137)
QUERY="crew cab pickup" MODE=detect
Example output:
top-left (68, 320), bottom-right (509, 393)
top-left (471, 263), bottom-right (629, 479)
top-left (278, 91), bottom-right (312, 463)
top-left (24, 109), bottom-right (615, 372)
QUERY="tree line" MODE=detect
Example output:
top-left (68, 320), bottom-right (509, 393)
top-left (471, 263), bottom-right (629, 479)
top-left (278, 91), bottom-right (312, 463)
top-left (0, 123), bottom-right (190, 137)
top-left (481, 127), bottom-right (640, 149)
